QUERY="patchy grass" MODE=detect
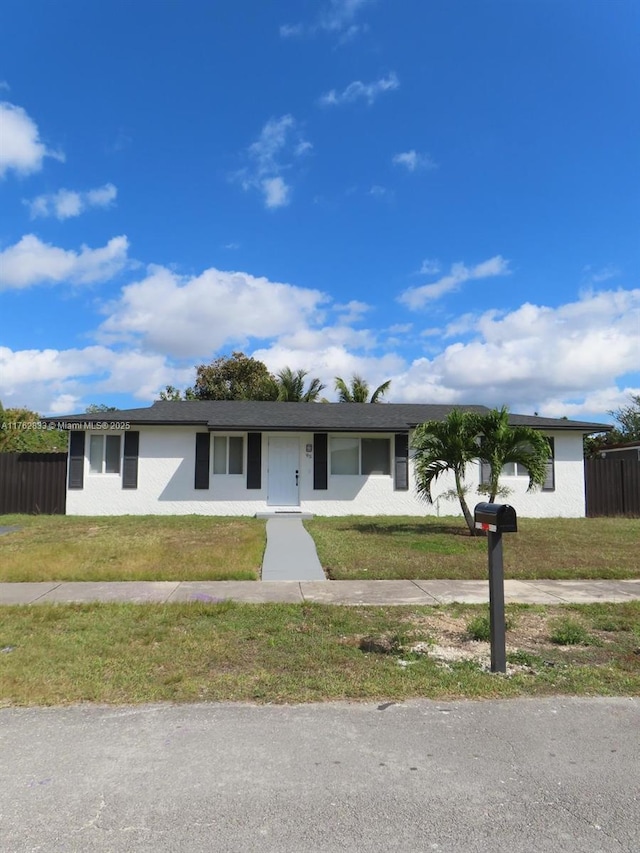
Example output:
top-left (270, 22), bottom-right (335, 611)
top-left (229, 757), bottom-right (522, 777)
top-left (549, 618), bottom-right (597, 646)
top-left (1, 601), bottom-right (639, 706)
top-left (0, 515), bottom-right (265, 582)
top-left (305, 515), bottom-right (640, 580)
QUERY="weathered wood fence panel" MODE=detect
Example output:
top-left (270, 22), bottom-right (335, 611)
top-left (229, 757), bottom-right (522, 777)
top-left (585, 458), bottom-right (640, 517)
top-left (0, 453), bottom-right (67, 515)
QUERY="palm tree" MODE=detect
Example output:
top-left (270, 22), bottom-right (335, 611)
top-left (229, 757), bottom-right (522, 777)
top-left (275, 367), bottom-right (326, 402)
top-left (412, 409), bottom-right (482, 534)
top-left (334, 374), bottom-right (391, 403)
top-left (476, 406), bottom-right (551, 502)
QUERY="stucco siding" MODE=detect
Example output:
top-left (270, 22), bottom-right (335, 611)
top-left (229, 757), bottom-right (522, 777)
top-left (65, 427), bottom-right (586, 517)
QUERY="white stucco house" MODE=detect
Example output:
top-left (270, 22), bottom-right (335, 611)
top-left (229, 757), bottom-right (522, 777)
top-left (49, 401), bottom-right (606, 518)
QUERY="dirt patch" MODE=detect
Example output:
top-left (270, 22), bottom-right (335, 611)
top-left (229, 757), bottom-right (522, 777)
top-left (351, 608), bottom-right (632, 674)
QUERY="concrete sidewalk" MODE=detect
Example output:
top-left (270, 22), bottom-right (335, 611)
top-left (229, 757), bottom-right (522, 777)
top-left (2, 578), bottom-right (639, 606)
top-left (261, 517), bottom-right (326, 581)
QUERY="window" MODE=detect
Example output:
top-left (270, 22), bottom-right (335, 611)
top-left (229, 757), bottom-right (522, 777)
top-left (480, 437), bottom-right (555, 491)
top-left (362, 438), bottom-right (391, 475)
top-left (213, 436), bottom-right (244, 475)
top-left (501, 462), bottom-right (529, 477)
top-left (89, 434), bottom-right (121, 474)
top-left (330, 437), bottom-right (390, 475)
top-left (331, 438), bottom-right (359, 474)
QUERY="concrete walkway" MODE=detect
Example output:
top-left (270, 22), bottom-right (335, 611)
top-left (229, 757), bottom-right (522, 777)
top-left (2, 578), bottom-right (639, 606)
top-left (261, 517), bottom-right (326, 581)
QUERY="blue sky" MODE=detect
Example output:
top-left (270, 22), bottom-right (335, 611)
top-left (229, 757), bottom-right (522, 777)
top-left (1, 0), bottom-right (638, 421)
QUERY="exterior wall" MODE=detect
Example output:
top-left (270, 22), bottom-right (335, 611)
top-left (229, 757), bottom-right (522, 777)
top-left (475, 431), bottom-right (587, 518)
top-left (66, 427), bottom-right (587, 518)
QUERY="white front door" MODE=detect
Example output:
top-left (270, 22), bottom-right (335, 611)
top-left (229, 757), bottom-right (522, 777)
top-left (268, 436), bottom-right (300, 507)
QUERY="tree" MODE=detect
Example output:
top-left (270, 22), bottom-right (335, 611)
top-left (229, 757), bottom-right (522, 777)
top-left (334, 374), bottom-right (391, 403)
top-left (0, 403), bottom-right (67, 453)
top-left (475, 406), bottom-right (551, 502)
top-left (584, 393), bottom-right (640, 457)
top-left (412, 409), bottom-right (482, 534)
top-left (85, 403), bottom-right (118, 413)
top-left (190, 352), bottom-right (278, 401)
top-left (158, 385), bottom-right (196, 401)
top-left (275, 367), bottom-right (326, 402)
top-left (609, 393), bottom-right (640, 441)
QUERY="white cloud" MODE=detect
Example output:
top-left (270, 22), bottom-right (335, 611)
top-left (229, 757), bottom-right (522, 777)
top-left (391, 288), bottom-right (640, 417)
top-left (262, 176), bottom-right (290, 209)
top-left (0, 81), bottom-right (10, 91)
top-left (399, 255), bottom-right (511, 309)
top-left (368, 184), bottom-right (391, 199)
top-left (319, 72), bottom-right (399, 106)
top-left (280, 0), bottom-right (373, 41)
top-left (392, 150), bottom-right (437, 172)
top-left (25, 183), bottom-right (117, 220)
top-left (236, 115), bottom-right (310, 209)
top-left (416, 259), bottom-right (441, 276)
top-left (582, 264), bottom-right (620, 285)
top-left (388, 323), bottom-right (412, 335)
top-left (253, 340), bottom-right (404, 396)
top-left (98, 264), bottom-right (328, 358)
top-left (2, 272), bottom-right (637, 421)
top-left (334, 300), bottom-right (370, 324)
top-left (279, 23), bottom-right (304, 38)
top-left (0, 101), bottom-right (64, 178)
top-left (0, 345), bottom-right (185, 415)
top-left (0, 234), bottom-right (129, 290)
top-left (320, 0), bottom-right (373, 32)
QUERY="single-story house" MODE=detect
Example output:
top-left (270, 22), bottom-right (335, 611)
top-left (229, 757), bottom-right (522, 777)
top-left (46, 401), bottom-right (608, 518)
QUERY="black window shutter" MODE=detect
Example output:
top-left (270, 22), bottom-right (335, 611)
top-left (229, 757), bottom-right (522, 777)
top-left (122, 431), bottom-right (139, 489)
top-left (480, 460), bottom-right (491, 485)
top-left (68, 430), bottom-right (85, 490)
top-left (246, 432), bottom-right (262, 489)
top-left (394, 434), bottom-right (409, 491)
top-left (313, 433), bottom-right (328, 490)
top-left (543, 437), bottom-right (555, 491)
top-left (195, 433), bottom-right (210, 489)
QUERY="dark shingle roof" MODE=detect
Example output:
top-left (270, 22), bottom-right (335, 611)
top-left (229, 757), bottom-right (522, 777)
top-left (44, 401), bottom-right (611, 433)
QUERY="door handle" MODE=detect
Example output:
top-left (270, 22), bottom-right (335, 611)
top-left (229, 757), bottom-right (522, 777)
top-left (295, 470), bottom-right (299, 486)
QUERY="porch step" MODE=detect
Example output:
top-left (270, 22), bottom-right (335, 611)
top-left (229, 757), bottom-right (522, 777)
top-left (255, 511), bottom-right (314, 519)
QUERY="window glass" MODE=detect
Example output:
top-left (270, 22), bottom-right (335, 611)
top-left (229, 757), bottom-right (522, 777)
top-left (89, 435), bottom-right (104, 473)
top-left (501, 462), bottom-right (529, 477)
top-left (228, 437), bottom-right (244, 474)
top-left (213, 436), bottom-right (244, 474)
top-left (362, 438), bottom-right (390, 475)
top-left (105, 435), bottom-right (121, 473)
top-left (331, 438), bottom-right (359, 474)
top-left (213, 436), bottom-right (227, 474)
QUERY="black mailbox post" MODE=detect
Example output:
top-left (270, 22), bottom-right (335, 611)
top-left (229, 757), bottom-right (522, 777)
top-left (474, 502), bottom-right (518, 673)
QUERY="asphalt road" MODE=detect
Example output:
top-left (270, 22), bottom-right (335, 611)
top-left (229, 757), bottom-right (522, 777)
top-left (1, 698), bottom-right (638, 852)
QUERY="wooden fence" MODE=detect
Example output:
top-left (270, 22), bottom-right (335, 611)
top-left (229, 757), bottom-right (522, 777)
top-left (585, 458), bottom-right (640, 517)
top-left (0, 453), bottom-right (67, 515)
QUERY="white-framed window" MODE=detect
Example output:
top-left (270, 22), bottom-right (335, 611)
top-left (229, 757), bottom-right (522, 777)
top-left (330, 437), bottom-right (391, 475)
top-left (501, 462), bottom-right (529, 477)
top-left (89, 434), bottom-right (121, 474)
top-left (213, 435), bottom-right (244, 475)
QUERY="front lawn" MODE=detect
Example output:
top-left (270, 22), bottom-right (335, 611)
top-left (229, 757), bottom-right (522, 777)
top-left (1, 601), bottom-right (639, 705)
top-left (304, 516), bottom-right (640, 580)
top-left (0, 515), bottom-right (265, 582)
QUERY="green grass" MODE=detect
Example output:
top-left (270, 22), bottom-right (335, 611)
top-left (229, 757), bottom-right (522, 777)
top-left (1, 601), bottom-right (639, 706)
top-left (0, 515), bottom-right (265, 582)
top-left (549, 617), bottom-right (597, 646)
top-left (305, 515), bottom-right (640, 580)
